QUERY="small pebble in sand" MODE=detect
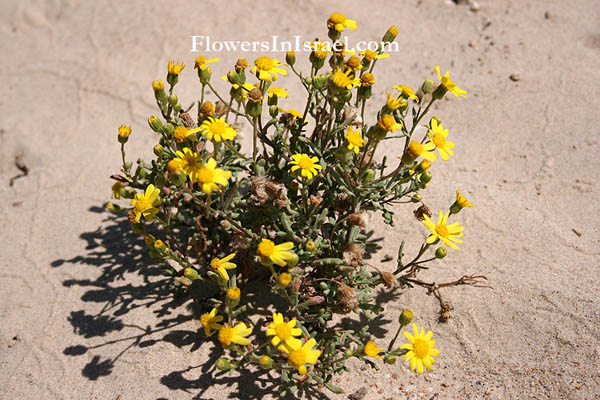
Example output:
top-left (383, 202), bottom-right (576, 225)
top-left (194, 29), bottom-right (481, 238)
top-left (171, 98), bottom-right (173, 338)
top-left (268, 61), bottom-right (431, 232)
top-left (545, 11), bottom-right (552, 19)
top-left (348, 386), bottom-right (368, 400)
top-left (509, 74), bottom-right (520, 82)
top-left (470, 1), bottom-right (480, 12)
top-left (469, 40), bottom-right (477, 48)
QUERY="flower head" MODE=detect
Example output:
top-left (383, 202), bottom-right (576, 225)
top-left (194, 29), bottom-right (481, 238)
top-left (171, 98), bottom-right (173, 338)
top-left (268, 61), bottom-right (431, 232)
top-left (378, 114), bottom-right (402, 132)
top-left (386, 91), bottom-right (407, 111)
top-left (400, 324), bottom-right (440, 373)
top-left (194, 56), bottom-right (219, 71)
top-left (422, 211), bottom-right (464, 250)
top-left (327, 12), bottom-right (357, 32)
top-left (130, 184), bottom-right (161, 223)
top-left (309, 41), bottom-right (332, 60)
top-left (346, 127), bottom-right (365, 154)
top-left (266, 312), bottom-right (302, 346)
top-left (227, 287), bottom-right (241, 301)
top-left (345, 55), bottom-right (362, 72)
top-left (364, 340), bottom-right (384, 360)
top-left (267, 87), bottom-right (288, 99)
top-left (173, 126), bottom-right (200, 143)
top-left (118, 125), bottom-right (131, 138)
top-left (361, 72), bottom-right (376, 87)
top-left (435, 65), bottom-right (467, 98)
top-left (360, 49), bottom-right (390, 62)
top-left (152, 80), bottom-right (164, 91)
top-left (167, 60), bottom-right (185, 75)
top-left (406, 140), bottom-right (437, 162)
top-left (257, 239), bottom-right (294, 267)
top-left (210, 253), bottom-right (237, 281)
top-left (289, 154), bottom-right (322, 180)
top-left (200, 117), bottom-right (237, 142)
top-left (195, 158), bottom-right (232, 195)
top-left (331, 69), bottom-right (361, 90)
top-left (279, 338), bottom-right (321, 375)
top-left (251, 56), bottom-right (287, 82)
top-left (200, 307), bottom-right (223, 336)
top-left (455, 190), bottom-right (474, 209)
top-left (218, 322), bottom-right (252, 347)
top-left (393, 85), bottom-right (420, 102)
top-left (278, 272), bottom-right (292, 287)
top-left (427, 119), bottom-right (455, 161)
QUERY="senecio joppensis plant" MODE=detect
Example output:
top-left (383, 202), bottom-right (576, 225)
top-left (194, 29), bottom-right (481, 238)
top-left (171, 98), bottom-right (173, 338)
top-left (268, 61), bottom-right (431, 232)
top-left (108, 13), bottom-right (487, 396)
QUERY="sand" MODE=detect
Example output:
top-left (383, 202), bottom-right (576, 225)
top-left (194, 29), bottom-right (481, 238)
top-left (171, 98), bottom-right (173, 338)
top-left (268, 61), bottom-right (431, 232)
top-left (1, 0), bottom-right (599, 399)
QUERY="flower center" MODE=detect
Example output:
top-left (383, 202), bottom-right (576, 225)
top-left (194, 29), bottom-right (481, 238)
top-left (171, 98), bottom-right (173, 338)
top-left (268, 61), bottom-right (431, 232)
top-left (436, 223), bottom-right (449, 237)
top-left (288, 349), bottom-right (307, 367)
top-left (297, 157), bottom-right (314, 170)
top-left (197, 167), bottom-right (214, 183)
top-left (210, 120), bottom-right (227, 136)
top-left (258, 240), bottom-right (275, 257)
top-left (183, 154), bottom-right (199, 170)
top-left (412, 338), bottom-right (430, 359)
top-left (274, 323), bottom-right (292, 340)
top-left (173, 126), bottom-right (188, 142)
top-left (218, 326), bottom-right (233, 346)
top-left (432, 133), bottom-right (446, 148)
top-left (210, 258), bottom-right (221, 270)
top-left (200, 314), bottom-right (211, 328)
top-left (255, 56), bottom-right (274, 71)
top-left (134, 198), bottom-right (151, 212)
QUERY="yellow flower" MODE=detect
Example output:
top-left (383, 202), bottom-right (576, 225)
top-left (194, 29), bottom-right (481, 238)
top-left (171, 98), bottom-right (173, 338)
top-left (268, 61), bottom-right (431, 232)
top-left (360, 49), bottom-right (390, 62)
top-left (130, 184), bottom-right (161, 223)
top-left (220, 75), bottom-right (256, 95)
top-left (210, 253), bottom-right (237, 281)
top-left (332, 69), bottom-right (361, 90)
top-left (456, 189), bottom-right (474, 208)
top-left (392, 85), bottom-right (420, 102)
top-left (118, 125), bottom-right (131, 138)
top-left (227, 287), bottom-right (241, 301)
top-left (405, 140), bottom-right (437, 162)
top-left (152, 80), bottom-right (164, 91)
top-left (266, 312), bottom-right (302, 346)
top-left (386, 91), bottom-right (407, 111)
top-left (200, 117), bottom-right (237, 142)
top-left (173, 126), bottom-right (201, 143)
top-left (251, 56), bottom-right (287, 82)
top-left (267, 87), bottom-right (288, 98)
top-left (218, 322), bottom-right (252, 347)
top-left (167, 60), bottom-right (185, 75)
top-left (111, 182), bottom-right (123, 199)
top-left (173, 148), bottom-right (201, 182)
top-left (327, 12), bottom-right (357, 32)
top-left (167, 158), bottom-right (183, 174)
top-left (361, 72), bottom-right (376, 87)
top-left (345, 55), bottom-right (362, 72)
top-left (435, 65), bottom-right (467, 98)
top-left (289, 154), bottom-right (322, 180)
top-left (400, 324), bottom-right (440, 374)
top-left (308, 41), bottom-right (332, 60)
top-left (278, 272), bottom-right (292, 287)
top-left (364, 340), bottom-right (384, 360)
top-left (194, 56), bottom-right (219, 70)
top-left (196, 158), bottom-right (232, 195)
top-left (346, 127), bottom-right (365, 154)
top-left (378, 114), bottom-right (402, 132)
top-left (279, 338), bottom-right (321, 375)
top-left (422, 211), bottom-right (464, 250)
top-left (427, 119), bottom-right (455, 161)
top-left (257, 239), bottom-right (294, 267)
top-left (200, 307), bottom-right (223, 336)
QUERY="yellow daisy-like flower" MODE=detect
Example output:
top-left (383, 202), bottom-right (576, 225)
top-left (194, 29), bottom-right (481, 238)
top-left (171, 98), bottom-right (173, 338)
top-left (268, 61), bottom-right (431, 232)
top-left (173, 148), bottom-right (202, 182)
top-left (427, 119), bottom-right (455, 161)
top-left (400, 324), bottom-right (440, 374)
top-left (405, 140), bottom-right (437, 162)
top-left (196, 158), bottom-right (232, 195)
top-left (167, 60), bottom-right (185, 75)
top-left (435, 65), bottom-right (467, 98)
top-left (386, 91), bottom-right (407, 111)
top-left (266, 312), bottom-right (302, 346)
top-left (251, 56), bottom-right (287, 83)
top-left (209, 253), bottom-right (237, 281)
top-left (456, 189), bottom-right (474, 208)
top-left (346, 127), bottom-right (365, 154)
top-left (289, 154), bottom-right (322, 180)
top-left (361, 72), bottom-right (376, 87)
top-left (111, 182), bottom-right (123, 199)
top-left (279, 338), bottom-right (321, 375)
top-left (199, 117), bottom-right (237, 142)
top-left (173, 126), bottom-right (201, 143)
top-left (257, 239), bottom-right (294, 267)
top-left (392, 85), bottom-right (420, 103)
top-left (227, 287), bottom-right (241, 301)
top-left (327, 12), bottom-right (357, 32)
top-left (364, 340), bottom-right (384, 360)
top-left (130, 184), bottom-right (161, 223)
top-left (360, 49), bottom-right (390, 62)
top-left (278, 272), bottom-right (292, 287)
top-left (200, 307), bottom-right (223, 336)
top-left (308, 41), bottom-right (331, 60)
top-left (118, 125), bottom-right (131, 138)
top-left (267, 87), bottom-right (288, 98)
top-left (331, 69), bottom-right (361, 90)
top-left (218, 322), bottom-right (252, 347)
top-left (194, 56), bottom-right (219, 70)
top-left (378, 114), bottom-right (402, 132)
top-left (422, 211), bottom-right (464, 250)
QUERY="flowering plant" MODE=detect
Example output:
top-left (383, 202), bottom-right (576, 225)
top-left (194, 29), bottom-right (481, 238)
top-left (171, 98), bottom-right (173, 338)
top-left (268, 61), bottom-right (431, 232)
top-left (108, 13), bottom-right (485, 396)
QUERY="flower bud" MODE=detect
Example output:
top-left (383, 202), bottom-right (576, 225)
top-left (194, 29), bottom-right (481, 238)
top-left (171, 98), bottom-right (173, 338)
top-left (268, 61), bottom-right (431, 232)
top-left (173, 103), bottom-right (181, 113)
top-left (153, 144), bottom-right (164, 157)
top-left (226, 70), bottom-right (240, 85)
top-left (344, 349), bottom-right (355, 358)
top-left (419, 170), bottom-right (432, 184)
top-left (269, 105), bottom-right (279, 118)
top-left (411, 193), bottom-right (422, 202)
top-left (199, 66), bottom-right (212, 84)
top-left (117, 125), bottom-right (131, 144)
top-left (286, 252), bottom-right (299, 267)
top-left (435, 247), bottom-right (447, 259)
top-left (148, 115), bottom-right (163, 132)
top-left (216, 358), bottom-right (233, 371)
top-left (162, 123), bottom-right (174, 136)
top-left (106, 202), bottom-right (120, 213)
top-left (278, 272), bottom-right (292, 288)
top-left (422, 78), bottom-right (435, 94)
top-left (259, 355), bottom-right (274, 369)
top-left (184, 268), bottom-right (200, 281)
top-left (285, 50), bottom-right (296, 66)
top-left (399, 309), bottom-right (413, 326)
top-left (168, 94), bottom-right (178, 107)
top-left (227, 287), bottom-right (241, 307)
top-left (312, 74), bottom-right (329, 90)
top-left (361, 168), bottom-right (375, 184)
top-left (384, 354), bottom-right (397, 365)
top-left (305, 240), bottom-right (316, 252)
top-left (382, 25), bottom-right (399, 43)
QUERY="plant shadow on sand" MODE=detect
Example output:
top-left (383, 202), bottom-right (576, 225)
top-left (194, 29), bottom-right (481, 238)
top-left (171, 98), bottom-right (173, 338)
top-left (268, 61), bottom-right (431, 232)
top-left (52, 206), bottom-right (399, 399)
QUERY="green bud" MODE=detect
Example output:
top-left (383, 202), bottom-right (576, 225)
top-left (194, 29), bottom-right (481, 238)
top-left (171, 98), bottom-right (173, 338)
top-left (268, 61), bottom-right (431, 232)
top-left (285, 51), bottom-right (296, 66)
top-left (162, 123), bottom-right (174, 136)
top-left (419, 170), bottom-right (433, 184)
top-left (173, 103), bottom-right (181, 113)
top-left (153, 144), bottom-right (164, 156)
top-left (148, 115), bottom-right (163, 132)
top-left (286, 253), bottom-right (300, 268)
top-left (384, 354), bottom-right (397, 365)
top-left (399, 309), bottom-right (414, 326)
top-left (313, 74), bottom-right (328, 90)
top-left (199, 67), bottom-right (212, 84)
top-left (357, 85), bottom-right (372, 100)
top-left (432, 84), bottom-right (448, 100)
top-left (309, 53), bottom-right (325, 70)
top-left (422, 78), bottom-right (435, 94)
top-left (106, 202), bottom-right (120, 213)
top-left (124, 161), bottom-right (132, 171)
top-left (361, 168), bottom-right (375, 183)
top-left (435, 247), bottom-right (447, 259)
top-left (304, 77), bottom-right (313, 85)
top-left (226, 70), bottom-right (240, 85)
top-left (267, 94), bottom-right (278, 107)
top-left (168, 94), bottom-right (178, 106)
top-left (411, 193), bottom-right (422, 202)
top-left (259, 355), bottom-right (274, 369)
top-left (328, 28), bottom-right (341, 41)
top-left (450, 203), bottom-right (461, 215)
top-left (245, 100), bottom-right (262, 117)
top-left (382, 25), bottom-right (399, 43)
top-left (183, 268), bottom-right (200, 281)
top-left (344, 349), bottom-right (355, 358)
top-left (216, 358), bottom-right (234, 371)
top-left (154, 174), bottom-right (166, 188)
top-left (269, 105), bottom-right (279, 118)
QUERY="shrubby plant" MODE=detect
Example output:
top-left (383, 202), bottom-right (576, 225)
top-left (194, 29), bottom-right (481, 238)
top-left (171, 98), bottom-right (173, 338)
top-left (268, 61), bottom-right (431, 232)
top-left (108, 13), bottom-right (485, 396)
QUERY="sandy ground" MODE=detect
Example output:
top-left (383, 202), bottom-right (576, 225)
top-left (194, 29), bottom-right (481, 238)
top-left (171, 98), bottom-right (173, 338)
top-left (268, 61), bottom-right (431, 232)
top-left (1, 0), bottom-right (599, 399)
